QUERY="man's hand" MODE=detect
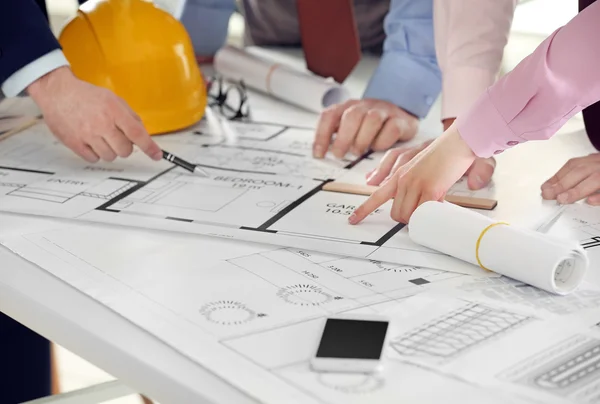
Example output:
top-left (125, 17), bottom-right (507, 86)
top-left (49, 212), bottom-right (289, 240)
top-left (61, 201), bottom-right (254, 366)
top-left (541, 153), bottom-right (600, 205)
top-left (365, 118), bottom-right (495, 189)
top-left (312, 99), bottom-right (418, 159)
top-left (27, 66), bottom-right (162, 163)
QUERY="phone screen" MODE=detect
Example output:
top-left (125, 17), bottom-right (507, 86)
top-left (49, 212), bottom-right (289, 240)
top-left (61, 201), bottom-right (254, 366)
top-left (316, 318), bottom-right (389, 360)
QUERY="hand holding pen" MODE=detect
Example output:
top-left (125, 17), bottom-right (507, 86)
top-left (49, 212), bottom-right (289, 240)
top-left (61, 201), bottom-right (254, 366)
top-left (162, 150), bottom-right (209, 177)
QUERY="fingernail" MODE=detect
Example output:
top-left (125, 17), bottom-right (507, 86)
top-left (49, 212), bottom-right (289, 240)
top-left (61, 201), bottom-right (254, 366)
top-left (365, 169), bottom-right (375, 179)
top-left (557, 193), bottom-right (568, 204)
top-left (313, 145), bottom-right (324, 158)
top-left (541, 188), bottom-right (554, 199)
top-left (474, 175), bottom-right (483, 187)
top-left (348, 213), bottom-right (358, 225)
top-left (378, 110), bottom-right (389, 120)
top-left (153, 150), bottom-right (163, 160)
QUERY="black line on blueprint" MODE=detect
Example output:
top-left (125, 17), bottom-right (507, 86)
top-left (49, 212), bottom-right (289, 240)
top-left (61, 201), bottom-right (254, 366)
top-left (582, 236), bottom-right (600, 249)
top-left (0, 165), bottom-right (54, 175)
top-left (264, 126), bottom-right (289, 141)
top-left (343, 149), bottom-right (374, 170)
top-left (96, 167), bottom-right (175, 211)
top-left (166, 217), bottom-right (193, 223)
top-left (239, 226), bottom-right (277, 233)
top-left (361, 223), bottom-right (406, 246)
top-left (106, 177), bottom-right (144, 184)
top-left (194, 163), bottom-right (277, 176)
top-left (254, 179), bottom-right (333, 231)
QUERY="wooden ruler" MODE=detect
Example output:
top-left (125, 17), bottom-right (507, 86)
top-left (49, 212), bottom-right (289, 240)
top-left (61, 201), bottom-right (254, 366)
top-left (322, 181), bottom-right (497, 210)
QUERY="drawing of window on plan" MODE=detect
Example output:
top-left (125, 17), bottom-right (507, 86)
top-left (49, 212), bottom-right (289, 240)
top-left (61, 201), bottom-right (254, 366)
top-left (457, 276), bottom-right (600, 316)
top-left (497, 334), bottom-right (600, 404)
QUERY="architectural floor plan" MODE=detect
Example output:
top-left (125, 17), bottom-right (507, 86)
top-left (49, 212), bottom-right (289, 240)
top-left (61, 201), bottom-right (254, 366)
top-left (0, 215), bottom-right (509, 404)
top-left (0, 120), bottom-right (509, 274)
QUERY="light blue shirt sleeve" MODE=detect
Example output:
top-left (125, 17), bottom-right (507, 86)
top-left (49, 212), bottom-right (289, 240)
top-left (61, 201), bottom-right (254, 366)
top-left (363, 0), bottom-right (441, 119)
top-left (1, 49), bottom-right (70, 97)
top-left (180, 0), bottom-right (237, 57)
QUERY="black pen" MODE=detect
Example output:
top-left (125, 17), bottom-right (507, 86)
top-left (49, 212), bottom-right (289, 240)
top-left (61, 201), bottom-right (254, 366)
top-left (162, 150), bottom-right (209, 177)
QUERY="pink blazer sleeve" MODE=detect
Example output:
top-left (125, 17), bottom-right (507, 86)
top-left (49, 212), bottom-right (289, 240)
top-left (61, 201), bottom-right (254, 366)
top-left (433, 0), bottom-right (518, 121)
top-left (456, 0), bottom-right (600, 158)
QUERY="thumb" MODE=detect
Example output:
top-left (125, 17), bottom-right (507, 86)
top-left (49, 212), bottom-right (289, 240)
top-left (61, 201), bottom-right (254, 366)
top-left (467, 157), bottom-right (495, 190)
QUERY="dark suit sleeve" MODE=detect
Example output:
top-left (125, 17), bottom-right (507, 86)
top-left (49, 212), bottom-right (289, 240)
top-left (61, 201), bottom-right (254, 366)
top-left (0, 0), bottom-right (62, 85)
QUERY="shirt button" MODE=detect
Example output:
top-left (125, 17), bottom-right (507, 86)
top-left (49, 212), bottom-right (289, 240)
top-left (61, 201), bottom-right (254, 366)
top-left (425, 96), bottom-right (433, 105)
top-left (506, 140), bottom-right (519, 146)
top-left (494, 150), bottom-right (504, 155)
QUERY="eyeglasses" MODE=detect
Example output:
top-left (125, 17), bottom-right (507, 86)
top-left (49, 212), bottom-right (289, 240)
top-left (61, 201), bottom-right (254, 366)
top-left (206, 75), bottom-right (250, 120)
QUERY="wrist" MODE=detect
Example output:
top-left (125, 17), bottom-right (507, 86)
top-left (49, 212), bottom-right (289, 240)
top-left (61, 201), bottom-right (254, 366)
top-left (27, 66), bottom-right (74, 105)
top-left (444, 123), bottom-right (477, 161)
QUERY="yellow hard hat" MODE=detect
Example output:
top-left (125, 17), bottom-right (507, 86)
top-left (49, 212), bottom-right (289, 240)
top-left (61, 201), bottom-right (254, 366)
top-left (58, 0), bottom-right (206, 135)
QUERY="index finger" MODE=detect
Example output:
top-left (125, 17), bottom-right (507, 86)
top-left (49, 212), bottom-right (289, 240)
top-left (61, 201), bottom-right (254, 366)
top-left (313, 101), bottom-right (357, 158)
top-left (348, 181), bottom-right (396, 225)
top-left (115, 108), bottom-right (162, 161)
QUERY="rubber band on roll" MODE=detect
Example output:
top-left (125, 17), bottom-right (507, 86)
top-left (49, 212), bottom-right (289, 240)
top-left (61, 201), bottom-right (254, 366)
top-left (475, 222), bottom-right (509, 271)
top-left (265, 63), bottom-right (281, 95)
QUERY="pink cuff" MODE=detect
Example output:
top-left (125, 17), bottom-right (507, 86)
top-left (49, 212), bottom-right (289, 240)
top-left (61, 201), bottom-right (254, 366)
top-left (441, 66), bottom-right (498, 120)
top-left (455, 89), bottom-right (525, 158)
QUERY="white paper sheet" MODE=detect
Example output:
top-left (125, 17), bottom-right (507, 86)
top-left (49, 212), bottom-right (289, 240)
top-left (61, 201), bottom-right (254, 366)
top-left (0, 212), bottom-right (503, 404)
top-left (384, 293), bottom-right (600, 404)
top-left (409, 201), bottom-right (589, 295)
top-left (214, 45), bottom-right (351, 113)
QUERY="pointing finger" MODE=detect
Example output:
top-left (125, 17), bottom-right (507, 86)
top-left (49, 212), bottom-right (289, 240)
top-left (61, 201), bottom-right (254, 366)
top-left (115, 106), bottom-right (162, 161)
top-left (348, 181), bottom-right (396, 225)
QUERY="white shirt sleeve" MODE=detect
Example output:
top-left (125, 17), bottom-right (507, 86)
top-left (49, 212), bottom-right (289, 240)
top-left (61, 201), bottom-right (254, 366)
top-left (1, 49), bottom-right (70, 97)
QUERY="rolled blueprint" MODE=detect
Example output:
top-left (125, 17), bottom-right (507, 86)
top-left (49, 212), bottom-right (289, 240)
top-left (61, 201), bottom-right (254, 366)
top-left (213, 45), bottom-right (351, 113)
top-left (408, 201), bottom-right (589, 295)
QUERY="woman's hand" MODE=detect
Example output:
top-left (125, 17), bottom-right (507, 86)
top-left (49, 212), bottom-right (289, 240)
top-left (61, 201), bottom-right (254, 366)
top-left (349, 124), bottom-right (477, 224)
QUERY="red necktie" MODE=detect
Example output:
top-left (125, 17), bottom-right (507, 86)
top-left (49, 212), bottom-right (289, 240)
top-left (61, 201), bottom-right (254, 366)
top-left (296, 0), bottom-right (362, 83)
top-left (579, 0), bottom-right (600, 149)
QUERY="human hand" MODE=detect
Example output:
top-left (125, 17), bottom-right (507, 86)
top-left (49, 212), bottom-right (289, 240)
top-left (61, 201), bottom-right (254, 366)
top-left (541, 153), bottom-right (600, 205)
top-left (348, 124), bottom-right (477, 225)
top-left (364, 119), bottom-right (495, 189)
top-left (27, 66), bottom-right (162, 163)
top-left (312, 98), bottom-right (418, 159)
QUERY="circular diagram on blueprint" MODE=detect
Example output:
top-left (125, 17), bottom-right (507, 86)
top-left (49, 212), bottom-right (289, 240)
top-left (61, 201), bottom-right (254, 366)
top-left (317, 373), bottom-right (385, 395)
top-left (199, 300), bottom-right (264, 325)
top-left (276, 284), bottom-right (338, 307)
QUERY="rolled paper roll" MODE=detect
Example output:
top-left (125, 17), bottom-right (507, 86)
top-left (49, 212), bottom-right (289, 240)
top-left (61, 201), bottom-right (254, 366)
top-left (214, 45), bottom-right (351, 113)
top-left (408, 201), bottom-right (589, 295)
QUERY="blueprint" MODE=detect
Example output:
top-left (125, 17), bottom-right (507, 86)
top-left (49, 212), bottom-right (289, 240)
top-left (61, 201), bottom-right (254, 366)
top-left (0, 118), bottom-right (554, 275)
top-left (0, 190), bottom-right (597, 403)
top-left (0, 215), bottom-right (516, 404)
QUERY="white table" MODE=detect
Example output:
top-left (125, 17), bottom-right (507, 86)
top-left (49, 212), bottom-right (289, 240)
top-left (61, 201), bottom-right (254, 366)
top-left (0, 49), bottom-right (593, 404)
